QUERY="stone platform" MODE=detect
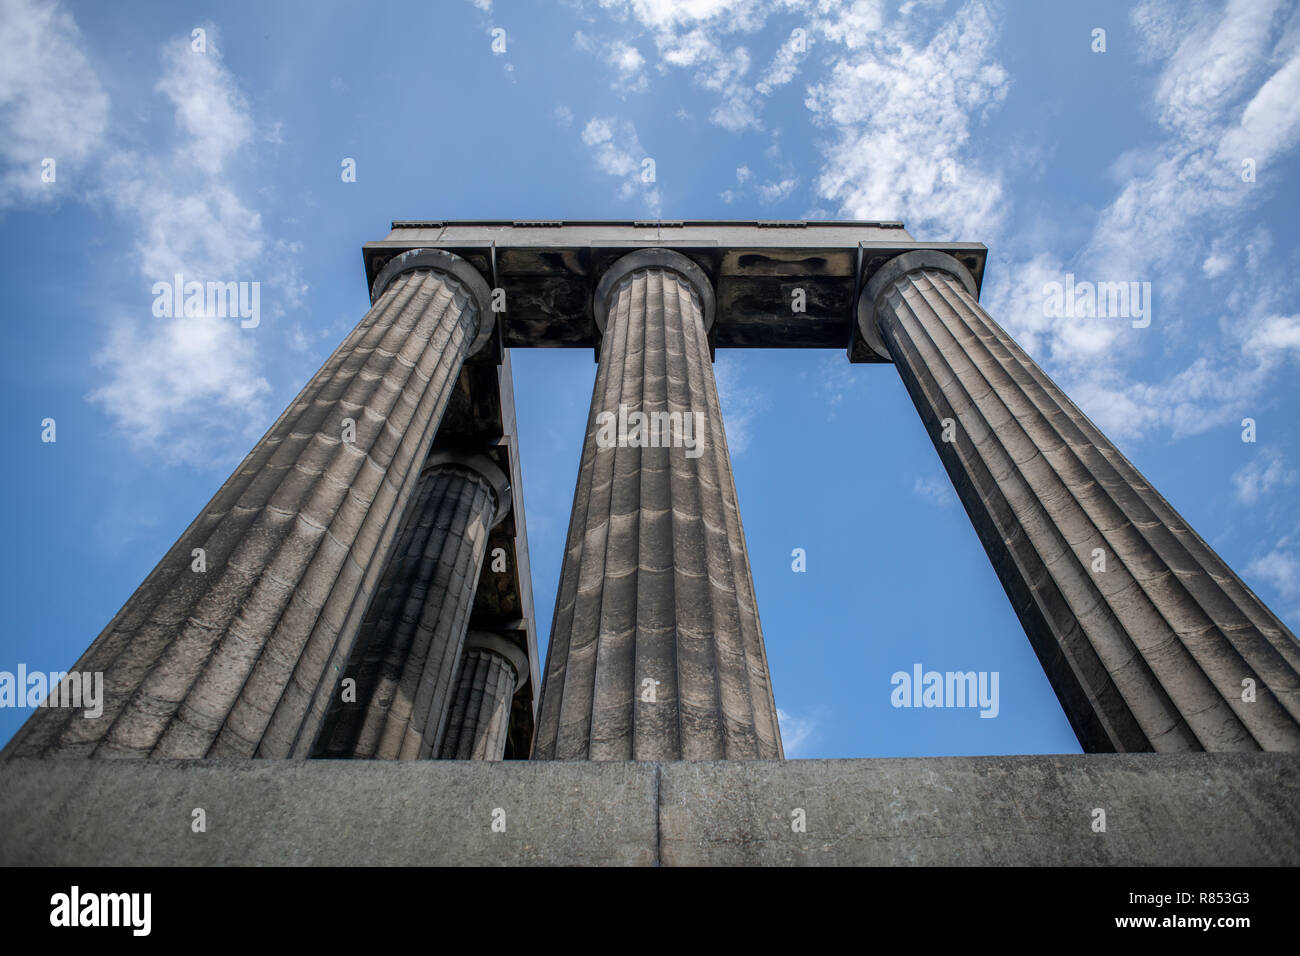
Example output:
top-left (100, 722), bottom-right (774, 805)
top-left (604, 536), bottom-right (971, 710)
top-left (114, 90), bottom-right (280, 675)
top-left (0, 754), bottom-right (1295, 866)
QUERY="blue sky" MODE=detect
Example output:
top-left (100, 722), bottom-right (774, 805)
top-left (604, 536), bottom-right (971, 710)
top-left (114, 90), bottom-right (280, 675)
top-left (2, 0), bottom-right (1299, 758)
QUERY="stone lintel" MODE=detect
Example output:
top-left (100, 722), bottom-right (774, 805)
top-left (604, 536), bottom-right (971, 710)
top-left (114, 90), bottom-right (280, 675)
top-left (361, 220), bottom-right (987, 352)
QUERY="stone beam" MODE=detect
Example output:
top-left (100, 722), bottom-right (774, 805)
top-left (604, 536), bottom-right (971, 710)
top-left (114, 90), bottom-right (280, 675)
top-left (362, 219), bottom-right (987, 351)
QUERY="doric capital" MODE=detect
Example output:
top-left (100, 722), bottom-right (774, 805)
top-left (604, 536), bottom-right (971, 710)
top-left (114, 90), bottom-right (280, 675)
top-left (856, 250), bottom-right (979, 361)
top-left (593, 248), bottom-right (716, 335)
top-left (421, 449), bottom-right (512, 527)
top-left (464, 631), bottom-right (530, 692)
top-left (370, 248), bottom-right (496, 357)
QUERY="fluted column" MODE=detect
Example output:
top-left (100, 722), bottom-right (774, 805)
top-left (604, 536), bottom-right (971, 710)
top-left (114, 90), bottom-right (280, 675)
top-left (863, 250), bottom-right (1300, 752)
top-left (534, 249), bottom-right (782, 761)
top-left (313, 451), bottom-right (510, 759)
top-left (3, 249), bottom-right (495, 759)
top-left (439, 632), bottom-right (528, 760)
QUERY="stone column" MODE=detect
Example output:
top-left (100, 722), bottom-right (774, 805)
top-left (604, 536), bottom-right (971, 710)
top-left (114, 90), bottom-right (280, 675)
top-left (439, 632), bottom-right (529, 760)
top-left (2, 249), bottom-right (495, 760)
top-left (313, 451), bottom-right (510, 759)
top-left (861, 250), bottom-right (1300, 752)
top-left (534, 249), bottom-right (783, 761)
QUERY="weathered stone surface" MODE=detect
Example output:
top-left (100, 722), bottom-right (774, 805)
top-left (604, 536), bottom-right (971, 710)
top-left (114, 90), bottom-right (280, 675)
top-left (864, 252), bottom-right (1300, 753)
top-left (0, 754), bottom-right (1293, 866)
top-left (658, 753), bottom-right (1300, 866)
top-left (0, 758), bottom-right (657, 866)
top-left (534, 250), bottom-right (782, 761)
top-left (2, 251), bottom-right (492, 760)
top-left (313, 454), bottom-right (508, 759)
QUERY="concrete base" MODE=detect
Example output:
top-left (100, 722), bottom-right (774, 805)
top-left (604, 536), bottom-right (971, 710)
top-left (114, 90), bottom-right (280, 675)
top-left (1, 754), bottom-right (1296, 866)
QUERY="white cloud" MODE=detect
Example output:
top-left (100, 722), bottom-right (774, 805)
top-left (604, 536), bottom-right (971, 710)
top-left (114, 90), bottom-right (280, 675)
top-left (912, 474), bottom-right (956, 507)
top-left (599, 0), bottom-right (769, 32)
top-left (1246, 538), bottom-right (1300, 620)
top-left (575, 31), bottom-right (649, 94)
top-left (1246, 314), bottom-right (1300, 355)
top-left (1084, 0), bottom-right (1300, 282)
top-left (579, 115), bottom-right (661, 214)
top-left (553, 104), bottom-right (574, 127)
top-left (607, 39), bottom-right (648, 92)
top-left (88, 313), bottom-right (272, 463)
top-left (610, 42), bottom-right (646, 73)
top-left (776, 707), bottom-right (818, 757)
top-left (721, 165), bottom-right (751, 203)
top-left (155, 33), bottom-right (253, 176)
top-left (1201, 237), bottom-right (1235, 278)
top-left (1251, 549), bottom-right (1300, 594)
top-left (0, 0), bottom-right (109, 206)
top-left (700, 46), bottom-right (762, 130)
top-left (84, 28), bottom-right (303, 464)
top-left (756, 28), bottom-right (807, 95)
top-left (583, 0), bottom-right (792, 131)
top-left (984, 0), bottom-right (1300, 446)
top-left (719, 162), bottom-right (796, 206)
top-left (757, 176), bottom-right (796, 203)
top-left (806, 1), bottom-right (1009, 240)
top-left (0, 12), bottom-right (294, 465)
top-left (1232, 452), bottom-right (1297, 505)
top-left (1056, 356), bottom-right (1272, 443)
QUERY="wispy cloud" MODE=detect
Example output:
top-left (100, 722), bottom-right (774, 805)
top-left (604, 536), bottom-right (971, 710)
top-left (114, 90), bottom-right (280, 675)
top-left (85, 27), bottom-right (304, 465)
top-left (756, 26), bottom-right (809, 95)
top-left (757, 176), bottom-right (797, 203)
top-left (720, 161), bottom-right (797, 205)
top-left (0, 0), bottom-right (109, 206)
top-left (1232, 451), bottom-right (1297, 505)
top-left (574, 0), bottom-right (796, 132)
top-left (1247, 536), bottom-right (1300, 620)
top-left (575, 31), bottom-right (649, 94)
top-left (1083, 0), bottom-right (1300, 284)
top-left (986, 0), bottom-right (1300, 445)
top-left (776, 707), bottom-right (819, 756)
top-left (913, 474), bottom-right (956, 507)
top-left (807, 0), bottom-right (1010, 240)
top-left (579, 115), bottom-right (662, 214)
top-left (89, 310), bottom-right (271, 463)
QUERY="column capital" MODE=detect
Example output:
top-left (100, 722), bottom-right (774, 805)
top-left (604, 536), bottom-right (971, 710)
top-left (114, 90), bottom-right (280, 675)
top-left (422, 449), bottom-right (512, 527)
top-left (371, 248), bottom-right (496, 357)
top-left (464, 631), bottom-right (529, 692)
top-left (856, 250), bottom-right (979, 361)
top-left (593, 248), bottom-right (716, 335)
